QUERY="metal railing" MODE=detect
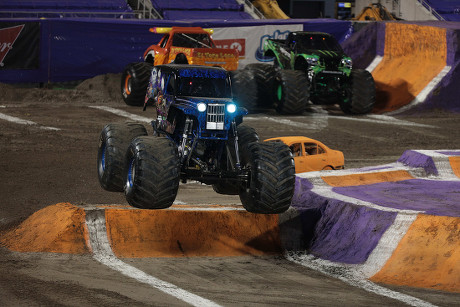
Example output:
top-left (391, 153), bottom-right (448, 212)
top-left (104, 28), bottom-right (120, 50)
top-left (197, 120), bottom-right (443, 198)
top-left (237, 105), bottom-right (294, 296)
top-left (235, 0), bottom-right (265, 19)
top-left (128, 0), bottom-right (163, 19)
top-left (417, 0), bottom-right (445, 20)
top-left (0, 10), bottom-right (137, 19)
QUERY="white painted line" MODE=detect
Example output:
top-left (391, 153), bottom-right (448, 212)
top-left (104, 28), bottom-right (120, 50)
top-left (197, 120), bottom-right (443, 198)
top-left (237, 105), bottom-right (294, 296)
top-left (285, 251), bottom-right (436, 307)
top-left (304, 176), bottom-right (423, 214)
top-left (89, 106), bottom-right (152, 123)
top-left (245, 115), bottom-right (328, 130)
top-left (297, 162), bottom-right (406, 177)
top-left (85, 209), bottom-right (222, 307)
top-left (359, 213), bottom-right (417, 278)
top-left (332, 114), bottom-right (436, 128)
top-left (169, 206), bottom-right (245, 211)
top-left (412, 149), bottom-right (460, 180)
top-left (0, 112), bottom-right (60, 130)
top-left (365, 55), bottom-right (383, 73)
top-left (388, 66), bottom-right (452, 115)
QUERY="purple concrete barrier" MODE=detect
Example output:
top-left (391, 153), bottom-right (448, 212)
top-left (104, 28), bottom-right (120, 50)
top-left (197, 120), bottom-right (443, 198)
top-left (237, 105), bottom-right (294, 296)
top-left (291, 177), bottom-right (397, 264)
top-left (397, 150), bottom-right (438, 175)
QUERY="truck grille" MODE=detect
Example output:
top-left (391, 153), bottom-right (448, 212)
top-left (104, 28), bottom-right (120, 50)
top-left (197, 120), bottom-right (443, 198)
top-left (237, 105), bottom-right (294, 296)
top-left (206, 104), bottom-right (225, 130)
top-left (324, 58), bottom-right (341, 71)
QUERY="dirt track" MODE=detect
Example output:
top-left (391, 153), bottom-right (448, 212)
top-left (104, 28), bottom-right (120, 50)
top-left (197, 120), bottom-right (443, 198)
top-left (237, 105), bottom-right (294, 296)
top-left (1, 75), bottom-right (460, 305)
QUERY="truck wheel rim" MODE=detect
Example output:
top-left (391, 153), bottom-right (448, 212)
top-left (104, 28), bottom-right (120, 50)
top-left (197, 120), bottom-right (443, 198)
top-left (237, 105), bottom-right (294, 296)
top-left (124, 75), bottom-right (132, 95)
top-left (276, 85), bottom-right (282, 101)
top-left (127, 158), bottom-right (135, 188)
top-left (100, 144), bottom-right (106, 172)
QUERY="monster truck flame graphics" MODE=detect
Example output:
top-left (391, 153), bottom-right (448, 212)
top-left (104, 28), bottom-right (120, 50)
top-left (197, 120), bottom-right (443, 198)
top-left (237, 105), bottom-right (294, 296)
top-left (121, 26), bottom-right (240, 106)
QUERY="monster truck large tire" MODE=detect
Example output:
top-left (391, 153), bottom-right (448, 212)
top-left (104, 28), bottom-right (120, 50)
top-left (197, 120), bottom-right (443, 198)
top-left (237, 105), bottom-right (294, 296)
top-left (230, 69), bottom-right (257, 112)
top-left (213, 124), bottom-right (259, 195)
top-left (97, 122), bottom-right (148, 192)
top-left (121, 62), bottom-right (153, 106)
top-left (273, 70), bottom-right (310, 115)
top-left (245, 63), bottom-right (277, 108)
top-left (239, 141), bottom-right (295, 214)
top-left (124, 136), bottom-right (180, 209)
top-left (339, 69), bottom-right (375, 114)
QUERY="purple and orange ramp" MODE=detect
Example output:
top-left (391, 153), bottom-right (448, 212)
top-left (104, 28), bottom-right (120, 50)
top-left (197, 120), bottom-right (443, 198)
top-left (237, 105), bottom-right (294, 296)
top-left (1, 150), bottom-right (459, 293)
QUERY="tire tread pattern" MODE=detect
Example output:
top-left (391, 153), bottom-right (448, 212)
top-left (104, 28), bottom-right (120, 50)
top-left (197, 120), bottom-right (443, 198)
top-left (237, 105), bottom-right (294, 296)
top-left (240, 142), bottom-right (295, 214)
top-left (97, 122), bottom-right (147, 192)
top-left (340, 69), bottom-right (375, 114)
top-left (230, 69), bottom-right (258, 112)
top-left (245, 63), bottom-right (277, 108)
top-left (273, 70), bottom-right (309, 115)
top-left (121, 62), bottom-right (152, 106)
top-left (125, 136), bottom-right (179, 209)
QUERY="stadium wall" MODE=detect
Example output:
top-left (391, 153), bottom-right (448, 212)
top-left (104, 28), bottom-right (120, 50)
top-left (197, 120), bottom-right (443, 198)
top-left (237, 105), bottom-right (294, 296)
top-left (0, 18), bottom-right (352, 84)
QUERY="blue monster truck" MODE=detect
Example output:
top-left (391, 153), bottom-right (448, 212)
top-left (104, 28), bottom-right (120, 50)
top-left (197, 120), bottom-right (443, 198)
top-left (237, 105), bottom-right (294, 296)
top-left (97, 64), bottom-right (295, 214)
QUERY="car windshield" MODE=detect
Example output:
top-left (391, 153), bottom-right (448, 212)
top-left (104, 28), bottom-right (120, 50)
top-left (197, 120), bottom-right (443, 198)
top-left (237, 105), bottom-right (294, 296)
top-left (177, 72), bottom-right (231, 98)
top-left (172, 33), bottom-right (214, 48)
top-left (293, 34), bottom-right (343, 52)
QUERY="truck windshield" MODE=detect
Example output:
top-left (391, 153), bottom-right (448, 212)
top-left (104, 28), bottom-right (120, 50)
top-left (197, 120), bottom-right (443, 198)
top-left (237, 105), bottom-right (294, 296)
top-left (177, 76), bottom-right (231, 98)
top-left (294, 35), bottom-right (343, 52)
top-left (172, 33), bottom-right (215, 48)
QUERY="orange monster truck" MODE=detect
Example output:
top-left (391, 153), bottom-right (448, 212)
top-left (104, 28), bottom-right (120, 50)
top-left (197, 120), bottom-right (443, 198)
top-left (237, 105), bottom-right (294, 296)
top-left (121, 26), bottom-right (239, 106)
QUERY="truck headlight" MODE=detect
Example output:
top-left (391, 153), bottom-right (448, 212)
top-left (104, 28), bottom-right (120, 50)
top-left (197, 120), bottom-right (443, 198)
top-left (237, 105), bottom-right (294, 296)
top-left (197, 103), bottom-right (207, 112)
top-left (341, 58), bottom-right (352, 68)
top-left (226, 103), bottom-right (236, 113)
top-left (306, 57), bottom-right (318, 66)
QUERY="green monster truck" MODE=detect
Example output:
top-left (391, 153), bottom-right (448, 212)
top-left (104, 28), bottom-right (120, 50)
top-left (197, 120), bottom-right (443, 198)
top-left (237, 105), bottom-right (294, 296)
top-left (246, 31), bottom-right (375, 115)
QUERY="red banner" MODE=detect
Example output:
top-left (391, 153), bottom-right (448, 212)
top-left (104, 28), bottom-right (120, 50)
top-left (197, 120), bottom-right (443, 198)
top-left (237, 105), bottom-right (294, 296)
top-left (0, 22), bottom-right (40, 69)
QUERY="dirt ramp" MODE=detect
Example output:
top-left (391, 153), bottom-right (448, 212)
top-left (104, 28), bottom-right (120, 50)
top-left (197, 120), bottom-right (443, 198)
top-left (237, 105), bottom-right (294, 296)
top-left (0, 203), bottom-right (282, 258)
top-left (292, 149), bottom-right (460, 292)
top-left (105, 207), bottom-right (281, 258)
top-left (372, 23), bottom-right (447, 113)
top-left (370, 214), bottom-right (460, 293)
top-left (0, 203), bottom-right (89, 254)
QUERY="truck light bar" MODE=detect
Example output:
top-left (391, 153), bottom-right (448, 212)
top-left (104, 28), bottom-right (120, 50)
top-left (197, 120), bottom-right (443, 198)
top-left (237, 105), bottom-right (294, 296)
top-left (149, 27), bottom-right (214, 35)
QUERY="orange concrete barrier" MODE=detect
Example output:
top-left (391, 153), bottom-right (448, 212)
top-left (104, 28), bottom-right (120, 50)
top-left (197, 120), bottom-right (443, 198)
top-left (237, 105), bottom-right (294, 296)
top-left (321, 170), bottom-right (414, 187)
top-left (370, 214), bottom-right (460, 293)
top-left (372, 23), bottom-right (447, 113)
top-left (449, 156), bottom-right (460, 178)
top-left (105, 206), bottom-right (281, 258)
top-left (0, 203), bottom-right (89, 254)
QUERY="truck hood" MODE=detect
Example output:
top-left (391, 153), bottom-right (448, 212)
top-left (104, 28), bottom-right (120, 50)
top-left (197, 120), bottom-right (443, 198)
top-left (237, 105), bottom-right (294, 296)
top-left (300, 49), bottom-right (345, 59)
top-left (177, 97), bottom-right (233, 104)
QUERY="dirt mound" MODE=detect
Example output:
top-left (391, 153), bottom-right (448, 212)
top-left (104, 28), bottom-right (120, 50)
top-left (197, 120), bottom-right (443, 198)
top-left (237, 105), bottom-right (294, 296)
top-left (76, 73), bottom-right (124, 104)
top-left (0, 73), bottom-right (124, 105)
top-left (0, 83), bottom-right (25, 102)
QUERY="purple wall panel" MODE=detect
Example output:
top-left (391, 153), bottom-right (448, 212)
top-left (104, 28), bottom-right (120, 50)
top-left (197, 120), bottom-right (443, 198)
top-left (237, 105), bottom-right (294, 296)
top-left (0, 18), bottom-right (351, 83)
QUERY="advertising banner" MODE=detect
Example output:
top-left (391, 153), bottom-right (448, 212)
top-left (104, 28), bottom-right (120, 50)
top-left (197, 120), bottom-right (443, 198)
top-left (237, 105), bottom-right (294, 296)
top-left (213, 24), bottom-right (303, 68)
top-left (0, 22), bottom-right (40, 69)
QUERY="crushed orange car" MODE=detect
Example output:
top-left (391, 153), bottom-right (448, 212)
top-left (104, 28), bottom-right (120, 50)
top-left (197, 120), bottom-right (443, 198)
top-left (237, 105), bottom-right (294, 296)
top-left (264, 136), bottom-right (344, 173)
